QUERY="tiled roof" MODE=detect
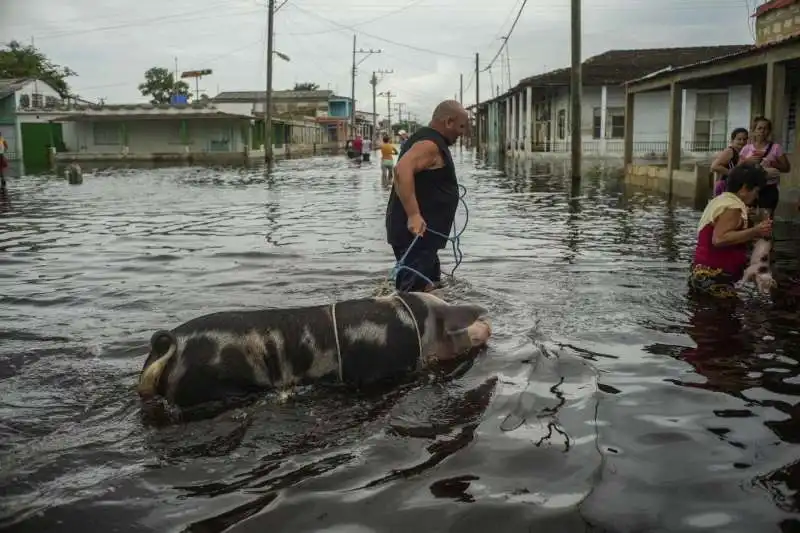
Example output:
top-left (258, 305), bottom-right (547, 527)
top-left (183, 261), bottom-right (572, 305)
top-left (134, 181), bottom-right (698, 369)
top-left (517, 45), bottom-right (751, 89)
top-left (213, 90), bottom-right (334, 102)
top-left (754, 0), bottom-right (798, 17)
top-left (625, 34), bottom-right (800, 86)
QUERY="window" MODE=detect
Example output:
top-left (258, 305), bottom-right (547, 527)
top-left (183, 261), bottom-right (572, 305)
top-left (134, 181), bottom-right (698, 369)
top-left (557, 109), bottom-right (566, 140)
top-left (45, 96), bottom-right (58, 108)
top-left (31, 93), bottom-right (43, 108)
top-left (93, 122), bottom-right (121, 145)
top-left (609, 108), bottom-right (625, 139)
top-left (592, 107), bottom-right (625, 139)
top-left (18, 94), bottom-right (30, 108)
top-left (694, 92), bottom-right (728, 150)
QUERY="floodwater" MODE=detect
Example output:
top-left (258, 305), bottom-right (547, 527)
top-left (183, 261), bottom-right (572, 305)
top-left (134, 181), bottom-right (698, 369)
top-left (2, 153), bottom-right (800, 533)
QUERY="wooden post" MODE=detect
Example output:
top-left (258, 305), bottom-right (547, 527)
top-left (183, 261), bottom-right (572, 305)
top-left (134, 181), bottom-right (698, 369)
top-left (264, 0), bottom-right (275, 163)
top-left (569, 0), bottom-right (582, 179)
top-left (666, 82), bottom-right (683, 196)
top-left (475, 53), bottom-right (480, 152)
top-left (765, 61), bottom-right (787, 144)
top-left (623, 88), bottom-right (634, 168)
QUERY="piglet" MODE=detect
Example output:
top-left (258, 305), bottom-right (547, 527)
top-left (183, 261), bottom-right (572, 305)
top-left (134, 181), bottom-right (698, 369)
top-left (742, 238), bottom-right (776, 295)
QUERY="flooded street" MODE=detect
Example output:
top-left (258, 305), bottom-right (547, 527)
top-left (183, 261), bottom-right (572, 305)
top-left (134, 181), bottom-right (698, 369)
top-left (3, 152), bottom-right (800, 532)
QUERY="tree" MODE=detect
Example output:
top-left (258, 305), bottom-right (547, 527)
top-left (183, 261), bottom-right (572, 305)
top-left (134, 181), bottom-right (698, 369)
top-left (0, 40), bottom-right (76, 98)
top-left (293, 82), bottom-right (320, 91)
top-left (138, 67), bottom-right (191, 104)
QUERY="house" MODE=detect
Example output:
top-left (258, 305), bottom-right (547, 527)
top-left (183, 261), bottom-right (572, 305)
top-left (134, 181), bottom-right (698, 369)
top-left (213, 90), bottom-right (376, 146)
top-left (0, 78), bottom-right (72, 170)
top-left (623, 0), bottom-right (800, 205)
top-left (51, 102), bottom-right (258, 164)
top-left (473, 45), bottom-right (751, 159)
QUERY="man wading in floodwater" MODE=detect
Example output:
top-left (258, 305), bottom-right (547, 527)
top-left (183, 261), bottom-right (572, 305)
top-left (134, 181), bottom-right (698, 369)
top-left (385, 100), bottom-right (469, 292)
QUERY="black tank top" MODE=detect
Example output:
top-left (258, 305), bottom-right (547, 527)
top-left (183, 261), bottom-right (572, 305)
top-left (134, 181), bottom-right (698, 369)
top-left (385, 127), bottom-right (459, 250)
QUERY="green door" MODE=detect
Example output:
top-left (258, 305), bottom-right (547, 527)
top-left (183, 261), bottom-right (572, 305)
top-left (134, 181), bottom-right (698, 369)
top-left (21, 122), bottom-right (63, 171)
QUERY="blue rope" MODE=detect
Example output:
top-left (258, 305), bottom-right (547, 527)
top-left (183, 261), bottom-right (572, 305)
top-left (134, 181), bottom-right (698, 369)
top-left (389, 183), bottom-right (469, 287)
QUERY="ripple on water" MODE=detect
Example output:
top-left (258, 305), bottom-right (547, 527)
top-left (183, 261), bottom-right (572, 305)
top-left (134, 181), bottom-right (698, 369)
top-left (2, 154), bottom-right (800, 532)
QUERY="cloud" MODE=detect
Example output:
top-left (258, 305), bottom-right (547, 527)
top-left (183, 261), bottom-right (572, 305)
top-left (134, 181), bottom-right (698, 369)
top-left (5, 0), bottom-right (757, 121)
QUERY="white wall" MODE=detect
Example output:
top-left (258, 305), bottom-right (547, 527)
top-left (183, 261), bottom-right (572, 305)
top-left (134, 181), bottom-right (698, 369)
top-left (681, 86), bottom-right (751, 145)
top-left (64, 118), bottom-right (248, 154)
top-left (546, 84), bottom-right (752, 146)
top-left (547, 85), bottom-right (669, 143)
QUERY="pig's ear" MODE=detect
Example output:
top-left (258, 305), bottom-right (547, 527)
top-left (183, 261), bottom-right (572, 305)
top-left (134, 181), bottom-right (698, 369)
top-left (434, 303), bottom-right (488, 333)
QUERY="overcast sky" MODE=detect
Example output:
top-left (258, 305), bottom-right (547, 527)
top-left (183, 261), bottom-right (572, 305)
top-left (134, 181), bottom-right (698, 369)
top-left (5, 0), bottom-right (758, 121)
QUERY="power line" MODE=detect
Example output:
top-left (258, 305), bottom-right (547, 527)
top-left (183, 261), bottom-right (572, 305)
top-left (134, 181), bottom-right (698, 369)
top-left (288, 3), bottom-right (473, 60)
top-left (278, 0), bottom-right (427, 36)
top-left (483, 0), bottom-right (529, 72)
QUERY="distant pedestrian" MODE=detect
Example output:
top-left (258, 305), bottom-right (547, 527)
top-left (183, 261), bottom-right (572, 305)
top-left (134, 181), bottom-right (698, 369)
top-left (379, 135), bottom-right (398, 182)
top-left (397, 129), bottom-right (409, 149)
top-left (352, 135), bottom-right (363, 166)
top-left (362, 137), bottom-right (372, 162)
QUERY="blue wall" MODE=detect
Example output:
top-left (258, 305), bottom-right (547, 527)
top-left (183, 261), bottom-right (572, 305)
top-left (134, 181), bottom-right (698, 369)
top-left (329, 99), bottom-right (352, 118)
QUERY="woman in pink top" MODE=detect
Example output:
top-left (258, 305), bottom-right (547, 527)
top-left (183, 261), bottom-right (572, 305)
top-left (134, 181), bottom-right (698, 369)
top-left (738, 116), bottom-right (791, 217)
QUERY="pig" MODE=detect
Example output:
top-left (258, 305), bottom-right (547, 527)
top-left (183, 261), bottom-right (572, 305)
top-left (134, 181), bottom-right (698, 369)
top-left (137, 291), bottom-right (492, 414)
top-left (742, 238), bottom-right (776, 295)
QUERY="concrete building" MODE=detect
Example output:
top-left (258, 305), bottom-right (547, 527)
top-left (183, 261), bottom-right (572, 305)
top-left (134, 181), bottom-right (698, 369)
top-left (52, 103), bottom-right (259, 164)
top-left (0, 78), bottom-right (72, 170)
top-left (213, 90), bottom-right (376, 147)
top-left (473, 46), bottom-right (751, 161)
top-left (623, 0), bottom-right (800, 210)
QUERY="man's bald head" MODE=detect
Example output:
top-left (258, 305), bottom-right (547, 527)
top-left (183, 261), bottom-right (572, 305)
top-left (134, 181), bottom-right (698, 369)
top-left (429, 99), bottom-right (469, 146)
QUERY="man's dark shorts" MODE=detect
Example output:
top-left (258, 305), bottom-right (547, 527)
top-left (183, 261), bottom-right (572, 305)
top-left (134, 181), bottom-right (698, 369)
top-left (392, 244), bottom-right (441, 292)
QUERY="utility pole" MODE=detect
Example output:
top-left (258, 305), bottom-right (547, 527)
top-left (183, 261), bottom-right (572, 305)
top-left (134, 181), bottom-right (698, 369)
top-left (394, 102), bottom-right (407, 129)
top-left (370, 69), bottom-right (393, 138)
top-left (264, 0), bottom-right (275, 164)
top-left (475, 53), bottom-right (480, 152)
top-left (378, 91), bottom-right (395, 134)
top-left (350, 35), bottom-right (382, 138)
top-left (459, 73), bottom-right (464, 149)
top-left (570, 0), bottom-right (582, 179)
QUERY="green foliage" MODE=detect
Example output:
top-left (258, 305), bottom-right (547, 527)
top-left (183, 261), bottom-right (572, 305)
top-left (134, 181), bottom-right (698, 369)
top-left (0, 40), bottom-right (76, 98)
top-left (293, 82), bottom-right (320, 91)
top-left (138, 67), bottom-right (191, 104)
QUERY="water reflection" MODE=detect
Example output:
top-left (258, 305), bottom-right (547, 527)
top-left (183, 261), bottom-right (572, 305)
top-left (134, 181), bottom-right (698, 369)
top-left (3, 152), bottom-right (800, 532)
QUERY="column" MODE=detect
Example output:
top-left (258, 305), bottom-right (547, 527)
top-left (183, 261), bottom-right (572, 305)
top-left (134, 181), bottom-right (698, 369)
top-left (514, 91), bottom-right (526, 150)
top-left (525, 86), bottom-right (533, 156)
top-left (623, 89), bottom-right (635, 167)
top-left (765, 61), bottom-right (787, 144)
top-left (509, 95), bottom-right (515, 152)
top-left (505, 97), bottom-right (511, 150)
top-left (599, 85), bottom-right (608, 156)
top-left (667, 82), bottom-right (683, 189)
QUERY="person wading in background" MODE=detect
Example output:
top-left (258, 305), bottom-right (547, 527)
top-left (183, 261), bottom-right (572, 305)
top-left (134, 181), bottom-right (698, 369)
top-left (385, 100), bottom-right (469, 292)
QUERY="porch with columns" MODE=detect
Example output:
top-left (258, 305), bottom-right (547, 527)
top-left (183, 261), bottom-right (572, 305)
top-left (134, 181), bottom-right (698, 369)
top-left (623, 37), bottom-right (800, 207)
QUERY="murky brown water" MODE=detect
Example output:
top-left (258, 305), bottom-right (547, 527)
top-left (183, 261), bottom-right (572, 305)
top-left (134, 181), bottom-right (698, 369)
top-left (2, 153), bottom-right (800, 532)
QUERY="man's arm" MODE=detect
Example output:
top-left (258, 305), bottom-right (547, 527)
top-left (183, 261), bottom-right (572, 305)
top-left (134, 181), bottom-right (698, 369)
top-left (394, 140), bottom-right (439, 218)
